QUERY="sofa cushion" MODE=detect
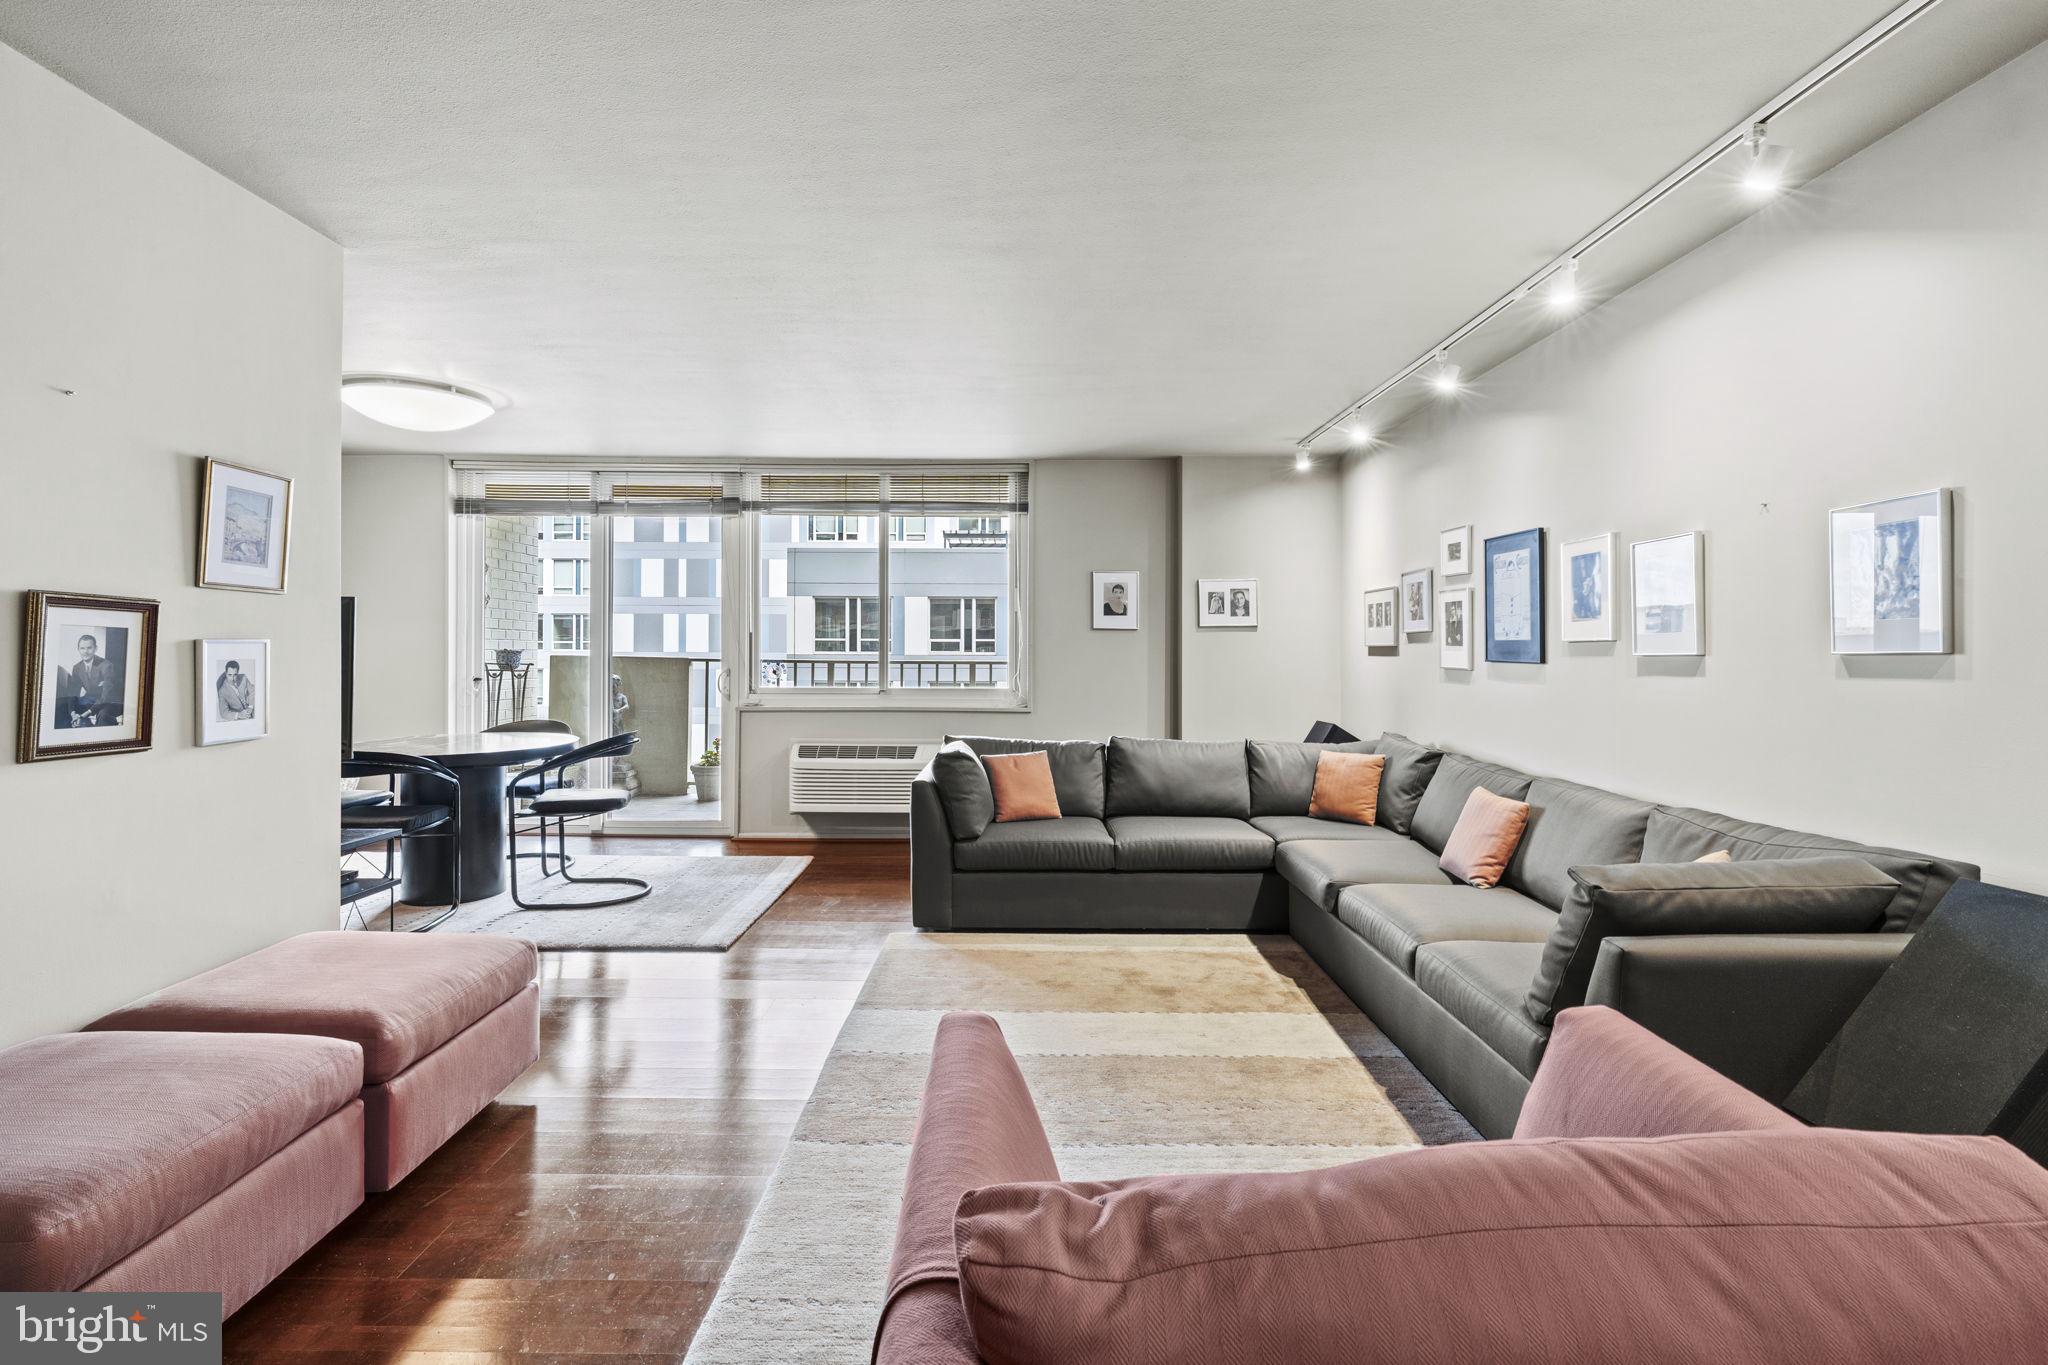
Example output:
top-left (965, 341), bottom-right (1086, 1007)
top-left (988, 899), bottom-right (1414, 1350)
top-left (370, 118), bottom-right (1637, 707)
top-left (1107, 816), bottom-right (1275, 872)
top-left (1640, 804), bottom-right (1977, 932)
top-left (952, 817), bottom-right (1117, 872)
top-left (1524, 856), bottom-right (1901, 1027)
top-left (952, 1127), bottom-right (2048, 1365)
top-left (88, 931), bottom-right (539, 1085)
top-left (1276, 838), bottom-right (1453, 912)
top-left (1502, 777), bottom-right (1653, 911)
top-left (929, 740), bottom-right (995, 839)
top-left (1309, 752), bottom-right (1385, 825)
top-left (0, 1030), bottom-right (363, 1291)
top-left (984, 751), bottom-right (1062, 822)
top-left (1370, 733), bottom-right (1442, 835)
top-left (1106, 737), bottom-right (1251, 818)
top-left (1415, 940), bottom-right (1550, 1078)
top-left (949, 736), bottom-right (1107, 820)
top-left (1337, 884), bottom-right (1557, 975)
top-left (1251, 816), bottom-right (1407, 845)
top-left (1247, 740), bottom-right (1377, 816)
top-left (1409, 754), bottom-right (1536, 855)
top-left (1437, 787), bottom-right (1531, 890)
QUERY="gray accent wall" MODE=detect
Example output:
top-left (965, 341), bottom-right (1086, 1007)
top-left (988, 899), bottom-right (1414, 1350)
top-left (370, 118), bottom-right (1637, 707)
top-left (1339, 37), bottom-right (2048, 893)
top-left (0, 44), bottom-right (343, 1044)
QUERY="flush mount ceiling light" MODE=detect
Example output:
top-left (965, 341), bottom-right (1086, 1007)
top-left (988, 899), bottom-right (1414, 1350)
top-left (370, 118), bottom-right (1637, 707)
top-left (340, 375), bottom-right (500, 432)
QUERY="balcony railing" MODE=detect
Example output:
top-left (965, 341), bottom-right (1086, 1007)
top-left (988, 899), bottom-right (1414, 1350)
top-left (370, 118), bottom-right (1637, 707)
top-left (941, 530), bottom-right (1008, 548)
top-left (756, 657), bottom-right (1009, 689)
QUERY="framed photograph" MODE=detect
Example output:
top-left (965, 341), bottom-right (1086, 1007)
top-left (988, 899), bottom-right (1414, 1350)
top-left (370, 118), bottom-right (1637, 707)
top-left (200, 457), bottom-right (294, 593)
top-left (1484, 527), bottom-right (1545, 664)
top-left (1559, 532), bottom-right (1617, 642)
top-left (1438, 525), bottom-right (1473, 578)
top-left (1631, 531), bottom-right (1705, 656)
top-left (1829, 489), bottom-right (1951, 654)
top-left (1092, 571), bottom-right (1139, 631)
top-left (198, 638), bottom-right (270, 745)
top-left (1439, 588), bottom-right (1474, 670)
top-left (1363, 587), bottom-right (1399, 648)
top-left (1400, 568), bottom-right (1433, 634)
top-left (17, 590), bottom-right (159, 762)
top-left (1197, 578), bottom-right (1257, 628)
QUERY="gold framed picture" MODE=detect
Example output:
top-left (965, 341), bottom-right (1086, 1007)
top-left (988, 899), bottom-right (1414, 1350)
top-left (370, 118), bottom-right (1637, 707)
top-left (199, 457), bottom-right (293, 592)
top-left (18, 590), bottom-right (160, 762)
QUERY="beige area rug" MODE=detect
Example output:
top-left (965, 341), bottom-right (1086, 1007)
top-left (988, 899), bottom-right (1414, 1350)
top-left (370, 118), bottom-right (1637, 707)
top-left (682, 932), bottom-right (1477, 1364)
top-left (377, 854), bottom-right (810, 949)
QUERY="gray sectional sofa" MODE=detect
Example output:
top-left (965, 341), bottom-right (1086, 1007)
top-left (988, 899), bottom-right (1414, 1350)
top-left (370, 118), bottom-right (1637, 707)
top-left (911, 732), bottom-right (1979, 1137)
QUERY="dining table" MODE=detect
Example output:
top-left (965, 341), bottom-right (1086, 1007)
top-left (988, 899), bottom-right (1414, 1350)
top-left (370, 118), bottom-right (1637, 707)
top-left (358, 730), bottom-right (578, 904)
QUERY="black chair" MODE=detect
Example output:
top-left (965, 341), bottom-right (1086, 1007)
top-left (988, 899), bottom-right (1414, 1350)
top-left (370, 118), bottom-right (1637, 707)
top-left (343, 751), bottom-right (463, 931)
top-left (505, 732), bottom-right (650, 909)
top-left (489, 718), bottom-right (578, 876)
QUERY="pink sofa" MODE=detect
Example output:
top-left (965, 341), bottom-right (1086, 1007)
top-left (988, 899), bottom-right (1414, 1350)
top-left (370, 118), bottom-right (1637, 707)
top-left (0, 1031), bottom-right (364, 1316)
top-left (87, 931), bottom-right (539, 1191)
top-left (877, 1008), bottom-right (2048, 1364)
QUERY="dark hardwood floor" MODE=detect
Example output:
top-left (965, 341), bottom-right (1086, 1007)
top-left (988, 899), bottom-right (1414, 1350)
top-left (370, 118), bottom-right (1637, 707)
top-left (227, 836), bottom-right (909, 1364)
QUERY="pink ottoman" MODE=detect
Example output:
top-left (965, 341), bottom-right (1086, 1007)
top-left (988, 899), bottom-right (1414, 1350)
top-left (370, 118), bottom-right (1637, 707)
top-left (89, 931), bottom-right (540, 1191)
top-left (0, 1031), bottom-right (364, 1316)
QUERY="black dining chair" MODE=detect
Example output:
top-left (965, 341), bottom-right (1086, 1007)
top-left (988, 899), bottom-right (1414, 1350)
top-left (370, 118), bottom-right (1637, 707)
top-left (504, 732), bottom-right (650, 909)
top-left (342, 751), bottom-right (463, 931)
top-left (489, 718), bottom-right (578, 876)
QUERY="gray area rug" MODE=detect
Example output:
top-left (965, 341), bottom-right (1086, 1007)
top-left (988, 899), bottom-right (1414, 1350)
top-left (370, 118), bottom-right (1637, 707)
top-left (681, 932), bottom-right (1476, 1363)
top-left (383, 854), bottom-right (809, 949)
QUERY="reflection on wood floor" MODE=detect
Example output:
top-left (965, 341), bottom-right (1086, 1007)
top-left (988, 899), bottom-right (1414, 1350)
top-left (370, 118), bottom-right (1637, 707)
top-left (232, 835), bottom-right (907, 1364)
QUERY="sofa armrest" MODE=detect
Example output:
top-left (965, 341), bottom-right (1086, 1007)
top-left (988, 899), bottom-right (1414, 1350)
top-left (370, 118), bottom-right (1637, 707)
top-left (1516, 1006), bottom-right (1801, 1140)
top-left (1585, 933), bottom-right (1908, 1103)
top-left (909, 768), bottom-right (956, 929)
top-left (876, 1012), bottom-right (1058, 1365)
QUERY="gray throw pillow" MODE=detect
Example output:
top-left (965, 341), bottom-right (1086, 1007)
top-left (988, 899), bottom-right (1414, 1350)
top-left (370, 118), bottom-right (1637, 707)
top-left (1525, 856), bottom-right (1900, 1026)
top-left (931, 740), bottom-right (996, 840)
top-left (1372, 734), bottom-right (1444, 835)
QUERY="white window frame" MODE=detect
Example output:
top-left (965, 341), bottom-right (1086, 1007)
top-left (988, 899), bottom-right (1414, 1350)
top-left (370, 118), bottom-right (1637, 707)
top-left (927, 596), bottom-right (998, 654)
top-left (742, 506), bottom-right (1030, 712)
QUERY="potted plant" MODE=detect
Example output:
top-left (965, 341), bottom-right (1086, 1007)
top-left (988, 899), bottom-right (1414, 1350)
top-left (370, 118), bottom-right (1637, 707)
top-left (691, 737), bottom-right (722, 803)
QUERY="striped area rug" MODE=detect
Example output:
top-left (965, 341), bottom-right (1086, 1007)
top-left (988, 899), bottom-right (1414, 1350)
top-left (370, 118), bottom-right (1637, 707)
top-left (683, 932), bottom-right (1477, 1364)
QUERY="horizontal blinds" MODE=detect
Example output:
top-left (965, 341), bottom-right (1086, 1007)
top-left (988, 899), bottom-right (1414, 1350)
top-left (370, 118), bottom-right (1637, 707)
top-left (454, 465), bottom-right (1027, 515)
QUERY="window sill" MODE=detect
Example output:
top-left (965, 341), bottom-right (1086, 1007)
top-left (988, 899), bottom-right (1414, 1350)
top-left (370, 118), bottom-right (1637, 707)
top-left (740, 689), bottom-right (1029, 714)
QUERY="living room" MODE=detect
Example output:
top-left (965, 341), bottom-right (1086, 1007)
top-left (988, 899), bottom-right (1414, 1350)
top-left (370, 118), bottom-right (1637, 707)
top-left (4, 2), bottom-right (2048, 1361)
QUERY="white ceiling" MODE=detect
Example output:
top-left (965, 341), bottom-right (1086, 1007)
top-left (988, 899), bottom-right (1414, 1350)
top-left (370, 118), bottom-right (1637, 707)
top-left (0, 1), bottom-right (2024, 459)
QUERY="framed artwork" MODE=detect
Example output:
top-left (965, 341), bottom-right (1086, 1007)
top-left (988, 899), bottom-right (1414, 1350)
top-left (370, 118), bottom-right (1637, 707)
top-left (1484, 528), bottom-right (1545, 664)
top-left (17, 590), bottom-right (159, 762)
top-left (1829, 489), bottom-right (1951, 654)
top-left (1631, 531), bottom-right (1705, 656)
top-left (199, 638), bottom-right (271, 745)
top-left (1197, 578), bottom-right (1257, 628)
top-left (1559, 532), bottom-right (1617, 642)
top-left (1401, 568), bottom-right (1433, 634)
top-left (1438, 525), bottom-right (1473, 578)
top-left (1439, 588), bottom-right (1474, 670)
top-left (1092, 571), bottom-right (1139, 630)
top-left (200, 458), bottom-right (294, 593)
top-left (1364, 587), bottom-right (1399, 648)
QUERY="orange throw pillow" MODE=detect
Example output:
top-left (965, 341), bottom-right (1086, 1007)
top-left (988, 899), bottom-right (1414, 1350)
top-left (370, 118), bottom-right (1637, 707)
top-left (1308, 752), bottom-right (1386, 825)
top-left (1438, 787), bottom-right (1530, 889)
top-left (984, 751), bottom-right (1062, 823)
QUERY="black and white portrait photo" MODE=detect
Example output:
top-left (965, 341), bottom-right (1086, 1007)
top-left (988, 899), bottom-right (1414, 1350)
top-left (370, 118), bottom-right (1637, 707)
top-left (1401, 567), bottom-right (1433, 634)
top-left (19, 591), bottom-right (159, 762)
top-left (1364, 587), bottom-right (1398, 648)
top-left (1196, 578), bottom-right (1257, 628)
top-left (1439, 588), bottom-right (1473, 670)
top-left (1091, 571), bottom-right (1140, 631)
top-left (198, 638), bottom-right (271, 746)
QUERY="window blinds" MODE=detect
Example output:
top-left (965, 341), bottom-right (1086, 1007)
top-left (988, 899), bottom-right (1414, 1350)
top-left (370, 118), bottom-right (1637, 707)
top-left (747, 467), bottom-right (1028, 513)
top-left (453, 465), bottom-right (1027, 515)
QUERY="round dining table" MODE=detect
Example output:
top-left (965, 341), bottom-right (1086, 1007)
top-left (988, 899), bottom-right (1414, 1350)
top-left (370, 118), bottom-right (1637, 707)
top-left (359, 730), bottom-right (578, 904)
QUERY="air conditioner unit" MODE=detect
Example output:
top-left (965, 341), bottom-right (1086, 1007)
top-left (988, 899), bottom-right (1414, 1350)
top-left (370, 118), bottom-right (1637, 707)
top-left (788, 741), bottom-right (939, 814)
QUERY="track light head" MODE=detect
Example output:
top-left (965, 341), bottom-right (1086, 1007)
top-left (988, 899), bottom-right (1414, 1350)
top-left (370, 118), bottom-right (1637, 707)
top-left (1294, 448), bottom-right (1313, 472)
top-left (1741, 122), bottom-right (1792, 199)
top-left (1546, 259), bottom-right (1581, 312)
top-left (1428, 354), bottom-right (1462, 396)
top-left (1347, 421), bottom-right (1373, 448)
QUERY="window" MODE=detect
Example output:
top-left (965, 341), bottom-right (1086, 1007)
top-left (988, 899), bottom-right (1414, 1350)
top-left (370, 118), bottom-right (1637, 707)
top-left (891, 516), bottom-right (929, 543)
top-left (546, 559), bottom-right (587, 593)
top-left (803, 515), bottom-right (860, 542)
top-left (928, 597), bottom-right (997, 653)
top-left (814, 597), bottom-right (881, 653)
top-left (547, 516), bottom-right (589, 541)
top-left (545, 613), bottom-right (589, 650)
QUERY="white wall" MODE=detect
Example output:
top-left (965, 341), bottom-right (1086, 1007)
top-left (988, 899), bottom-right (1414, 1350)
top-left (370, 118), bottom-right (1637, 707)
top-left (1340, 38), bottom-right (2048, 891)
top-left (0, 45), bottom-right (342, 1044)
top-left (1179, 458), bottom-right (1343, 741)
top-left (341, 453), bottom-right (452, 739)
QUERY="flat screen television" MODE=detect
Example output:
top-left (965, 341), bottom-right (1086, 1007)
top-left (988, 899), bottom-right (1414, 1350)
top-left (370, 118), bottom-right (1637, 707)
top-left (341, 596), bottom-right (356, 761)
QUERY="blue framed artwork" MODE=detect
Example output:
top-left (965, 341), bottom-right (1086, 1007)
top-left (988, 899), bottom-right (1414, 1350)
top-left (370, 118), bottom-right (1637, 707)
top-left (1483, 527), bottom-right (1545, 663)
